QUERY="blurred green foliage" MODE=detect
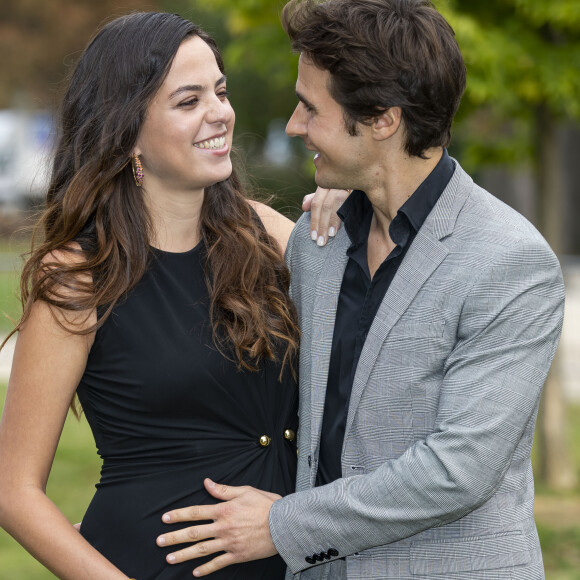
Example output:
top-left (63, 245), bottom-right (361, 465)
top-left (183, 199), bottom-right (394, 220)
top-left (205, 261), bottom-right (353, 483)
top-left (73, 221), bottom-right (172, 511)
top-left (442, 0), bottom-right (580, 116)
top-left (439, 0), bottom-right (580, 171)
top-left (169, 0), bottom-right (580, 176)
top-left (0, 270), bottom-right (20, 333)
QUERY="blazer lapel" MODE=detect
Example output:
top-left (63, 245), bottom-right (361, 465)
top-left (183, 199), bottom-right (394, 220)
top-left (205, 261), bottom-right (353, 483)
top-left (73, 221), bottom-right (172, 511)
top-left (344, 162), bottom-right (473, 436)
top-left (307, 231), bottom-right (351, 455)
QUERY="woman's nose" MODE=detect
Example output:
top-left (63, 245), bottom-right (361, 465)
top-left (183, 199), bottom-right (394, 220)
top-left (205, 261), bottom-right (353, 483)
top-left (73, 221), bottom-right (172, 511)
top-left (206, 97), bottom-right (234, 125)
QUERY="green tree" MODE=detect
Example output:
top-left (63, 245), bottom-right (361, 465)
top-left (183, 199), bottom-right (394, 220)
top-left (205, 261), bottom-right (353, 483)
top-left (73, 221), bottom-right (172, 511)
top-left (437, 0), bottom-right (580, 249)
top-left (192, 0), bottom-right (296, 86)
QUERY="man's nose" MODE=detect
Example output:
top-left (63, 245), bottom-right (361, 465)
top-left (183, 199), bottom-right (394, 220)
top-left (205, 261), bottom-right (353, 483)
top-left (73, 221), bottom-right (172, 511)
top-left (286, 103), bottom-right (306, 138)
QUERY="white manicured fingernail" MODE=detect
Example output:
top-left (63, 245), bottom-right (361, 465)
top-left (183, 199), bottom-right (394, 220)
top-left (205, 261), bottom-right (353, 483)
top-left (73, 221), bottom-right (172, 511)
top-left (317, 236), bottom-right (325, 247)
top-left (328, 226), bottom-right (336, 237)
top-left (311, 230), bottom-right (318, 241)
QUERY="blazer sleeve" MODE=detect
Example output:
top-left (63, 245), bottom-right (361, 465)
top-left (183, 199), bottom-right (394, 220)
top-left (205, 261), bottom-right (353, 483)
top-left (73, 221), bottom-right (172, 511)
top-left (269, 236), bottom-right (565, 574)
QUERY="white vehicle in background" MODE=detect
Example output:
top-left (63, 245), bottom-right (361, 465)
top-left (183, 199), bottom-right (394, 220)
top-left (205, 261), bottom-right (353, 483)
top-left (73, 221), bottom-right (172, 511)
top-left (0, 109), bottom-right (54, 208)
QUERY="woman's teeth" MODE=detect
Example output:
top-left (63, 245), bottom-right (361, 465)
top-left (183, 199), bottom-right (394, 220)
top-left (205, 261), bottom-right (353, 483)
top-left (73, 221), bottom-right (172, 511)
top-left (194, 136), bottom-right (226, 150)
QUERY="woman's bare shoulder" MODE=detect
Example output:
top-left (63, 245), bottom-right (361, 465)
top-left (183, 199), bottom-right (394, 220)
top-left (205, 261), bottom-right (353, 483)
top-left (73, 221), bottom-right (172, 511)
top-left (248, 200), bottom-right (295, 255)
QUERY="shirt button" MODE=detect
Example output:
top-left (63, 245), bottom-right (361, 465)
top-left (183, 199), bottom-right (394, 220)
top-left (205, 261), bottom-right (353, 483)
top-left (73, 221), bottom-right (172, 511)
top-left (259, 435), bottom-right (271, 447)
top-left (284, 429), bottom-right (296, 441)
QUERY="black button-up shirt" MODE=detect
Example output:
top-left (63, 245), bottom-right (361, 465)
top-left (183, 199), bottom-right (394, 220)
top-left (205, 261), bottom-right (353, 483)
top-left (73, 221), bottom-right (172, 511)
top-left (316, 150), bottom-right (455, 486)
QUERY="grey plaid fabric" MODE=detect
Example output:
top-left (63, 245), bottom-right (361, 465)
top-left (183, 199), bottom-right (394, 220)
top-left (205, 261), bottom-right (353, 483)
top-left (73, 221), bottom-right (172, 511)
top-left (269, 161), bottom-right (564, 580)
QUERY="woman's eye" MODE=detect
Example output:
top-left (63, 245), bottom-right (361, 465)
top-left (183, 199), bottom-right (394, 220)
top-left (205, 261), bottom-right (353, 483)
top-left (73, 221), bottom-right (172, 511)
top-left (218, 90), bottom-right (231, 100)
top-left (178, 98), bottom-right (198, 107)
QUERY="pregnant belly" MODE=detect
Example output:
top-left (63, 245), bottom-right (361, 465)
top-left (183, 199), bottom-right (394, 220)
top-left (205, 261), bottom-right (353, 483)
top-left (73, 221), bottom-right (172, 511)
top-left (81, 445), bottom-right (295, 579)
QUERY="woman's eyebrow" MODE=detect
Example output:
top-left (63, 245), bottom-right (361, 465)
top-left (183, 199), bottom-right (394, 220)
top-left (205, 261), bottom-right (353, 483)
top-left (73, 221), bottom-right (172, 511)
top-left (168, 75), bottom-right (227, 100)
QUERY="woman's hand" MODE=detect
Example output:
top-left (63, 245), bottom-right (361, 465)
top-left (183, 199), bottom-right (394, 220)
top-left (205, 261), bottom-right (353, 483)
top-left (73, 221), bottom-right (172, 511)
top-left (302, 188), bottom-right (351, 246)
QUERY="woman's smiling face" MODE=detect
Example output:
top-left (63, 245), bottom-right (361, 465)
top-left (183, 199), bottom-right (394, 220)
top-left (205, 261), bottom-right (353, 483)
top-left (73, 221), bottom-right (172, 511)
top-left (134, 35), bottom-right (235, 195)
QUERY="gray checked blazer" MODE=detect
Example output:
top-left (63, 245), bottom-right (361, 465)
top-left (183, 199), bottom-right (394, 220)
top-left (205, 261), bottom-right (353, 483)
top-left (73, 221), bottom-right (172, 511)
top-left (269, 161), bottom-right (565, 580)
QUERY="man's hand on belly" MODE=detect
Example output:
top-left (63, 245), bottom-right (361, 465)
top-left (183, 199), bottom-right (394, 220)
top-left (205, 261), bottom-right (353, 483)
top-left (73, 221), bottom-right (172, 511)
top-left (157, 478), bottom-right (281, 577)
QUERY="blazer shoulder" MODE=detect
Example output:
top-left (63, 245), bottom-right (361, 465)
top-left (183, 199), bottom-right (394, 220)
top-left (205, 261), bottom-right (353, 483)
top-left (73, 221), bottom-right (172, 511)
top-left (446, 161), bottom-right (547, 248)
top-left (448, 171), bottom-right (556, 259)
top-left (286, 211), bottom-right (347, 264)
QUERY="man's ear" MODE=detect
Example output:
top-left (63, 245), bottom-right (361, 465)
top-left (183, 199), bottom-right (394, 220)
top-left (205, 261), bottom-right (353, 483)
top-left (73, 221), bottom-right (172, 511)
top-left (372, 107), bottom-right (402, 141)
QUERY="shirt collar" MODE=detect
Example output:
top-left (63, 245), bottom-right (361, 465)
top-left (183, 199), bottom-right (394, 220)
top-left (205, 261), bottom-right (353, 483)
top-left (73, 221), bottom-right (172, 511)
top-left (338, 149), bottom-right (455, 249)
top-left (339, 190), bottom-right (373, 249)
top-left (398, 149), bottom-right (455, 232)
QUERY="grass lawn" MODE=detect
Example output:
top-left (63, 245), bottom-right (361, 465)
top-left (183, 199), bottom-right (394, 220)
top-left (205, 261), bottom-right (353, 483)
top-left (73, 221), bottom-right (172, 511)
top-left (538, 518), bottom-right (580, 580)
top-left (0, 270), bottom-right (21, 334)
top-left (533, 400), bottom-right (580, 580)
top-left (0, 238), bottom-right (27, 334)
top-left (0, 382), bottom-right (101, 579)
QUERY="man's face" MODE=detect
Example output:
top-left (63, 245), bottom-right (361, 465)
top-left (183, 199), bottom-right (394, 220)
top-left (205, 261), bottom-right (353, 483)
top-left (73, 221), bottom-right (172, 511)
top-left (286, 55), bottom-right (373, 191)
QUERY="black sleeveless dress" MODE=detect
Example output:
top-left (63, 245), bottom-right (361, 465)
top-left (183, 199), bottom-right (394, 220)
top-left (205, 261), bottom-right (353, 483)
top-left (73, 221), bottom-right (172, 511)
top-left (76, 242), bottom-right (298, 579)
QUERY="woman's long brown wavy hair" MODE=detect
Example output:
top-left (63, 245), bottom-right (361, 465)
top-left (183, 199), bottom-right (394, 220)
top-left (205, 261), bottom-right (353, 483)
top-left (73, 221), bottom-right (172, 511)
top-left (8, 12), bottom-right (299, 391)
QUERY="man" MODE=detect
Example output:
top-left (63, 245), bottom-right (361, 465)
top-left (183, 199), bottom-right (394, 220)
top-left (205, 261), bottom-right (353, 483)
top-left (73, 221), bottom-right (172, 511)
top-left (157, 1), bottom-right (565, 578)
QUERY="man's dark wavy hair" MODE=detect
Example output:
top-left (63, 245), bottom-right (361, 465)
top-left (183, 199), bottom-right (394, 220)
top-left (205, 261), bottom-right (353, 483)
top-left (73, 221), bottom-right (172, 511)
top-left (282, 0), bottom-right (466, 158)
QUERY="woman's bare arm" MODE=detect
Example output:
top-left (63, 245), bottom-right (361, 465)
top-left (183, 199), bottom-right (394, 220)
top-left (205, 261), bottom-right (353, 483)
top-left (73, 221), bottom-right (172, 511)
top-left (0, 265), bottom-right (132, 579)
top-left (248, 200), bottom-right (295, 255)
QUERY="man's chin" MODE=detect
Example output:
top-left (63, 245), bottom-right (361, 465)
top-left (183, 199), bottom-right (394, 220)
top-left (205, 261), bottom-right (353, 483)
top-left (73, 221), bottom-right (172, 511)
top-left (314, 174), bottom-right (342, 191)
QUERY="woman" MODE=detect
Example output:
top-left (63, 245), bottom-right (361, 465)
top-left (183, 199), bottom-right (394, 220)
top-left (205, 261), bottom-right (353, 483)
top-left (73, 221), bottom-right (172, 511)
top-left (0, 12), bottom-right (341, 580)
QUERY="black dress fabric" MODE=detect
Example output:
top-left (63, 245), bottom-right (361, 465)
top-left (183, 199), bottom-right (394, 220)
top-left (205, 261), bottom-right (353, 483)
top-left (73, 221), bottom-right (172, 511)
top-left (76, 242), bottom-right (298, 579)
